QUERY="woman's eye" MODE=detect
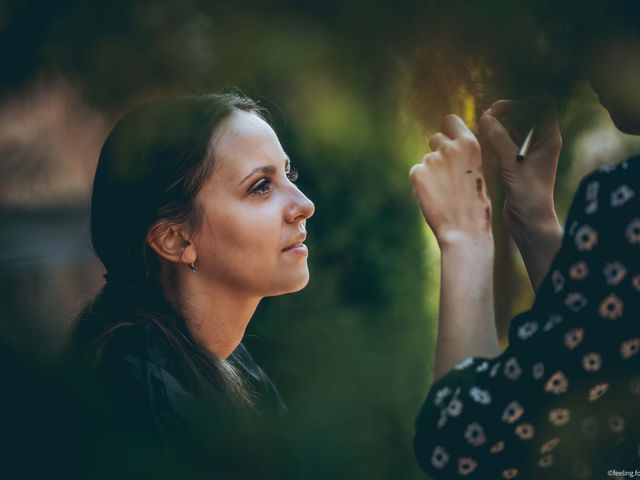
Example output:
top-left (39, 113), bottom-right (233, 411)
top-left (250, 178), bottom-right (272, 195)
top-left (287, 167), bottom-right (299, 182)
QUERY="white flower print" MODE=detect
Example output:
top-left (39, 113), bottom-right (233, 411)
top-left (582, 352), bottom-right (602, 372)
top-left (585, 180), bottom-right (599, 202)
top-left (609, 415), bottom-right (625, 433)
top-left (447, 398), bottom-right (463, 417)
top-left (543, 314), bottom-right (563, 332)
top-left (545, 371), bottom-right (569, 395)
top-left (490, 361), bottom-right (502, 378)
top-left (455, 357), bottom-right (475, 370)
top-left (564, 327), bottom-right (585, 350)
top-left (603, 261), bottom-right (627, 286)
top-left (502, 400), bottom-right (524, 424)
top-left (517, 321), bottom-right (539, 340)
top-left (564, 292), bottom-right (588, 312)
top-left (626, 218), bottom-right (640, 245)
top-left (540, 437), bottom-right (560, 454)
top-left (569, 261), bottom-right (589, 280)
top-left (437, 408), bottom-right (448, 429)
top-left (581, 417), bottom-right (598, 438)
top-left (469, 386), bottom-right (492, 405)
top-left (431, 446), bottom-right (449, 469)
top-left (620, 338), bottom-right (640, 359)
top-left (548, 408), bottom-right (571, 426)
top-left (585, 179), bottom-right (602, 212)
top-left (433, 387), bottom-right (452, 407)
top-left (632, 274), bottom-right (640, 292)
top-left (452, 387), bottom-right (461, 399)
top-left (610, 184), bottom-right (635, 207)
top-left (551, 270), bottom-right (565, 293)
top-left (515, 423), bottom-right (535, 440)
top-left (504, 357), bottom-right (522, 381)
top-left (476, 361), bottom-right (489, 372)
top-left (537, 454), bottom-right (554, 468)
top-left (630, 377), bottom-right (640, 395)
top-left (588, 382), bottom-right (609, 402)
top-left (599, 293), bottom-right (624, 320)
top-left (464, 422), bottom-right (487, 447)
top-left (574, 225), bottom-right (598, 251)
top-left (502, 468), bottom-right (518, 478)
top-left (458, 457), bottom-right (478, 476)
top-left (491, 440), bottom-right (505, 454)
top-left (532, 362), bottom-right (545, 380)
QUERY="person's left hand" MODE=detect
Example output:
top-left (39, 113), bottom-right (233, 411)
top-left (409, 114), bottom-right (493, 248)
top-left (478, 98), bottom-right (563, 290)
top-left (478, 98), bottom-right (562, 236)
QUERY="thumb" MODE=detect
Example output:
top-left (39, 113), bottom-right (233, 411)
top-left (479, 112), bottom-right (518, 167)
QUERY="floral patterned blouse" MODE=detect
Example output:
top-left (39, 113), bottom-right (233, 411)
top-left (414, 156), bottom-right (640, 479)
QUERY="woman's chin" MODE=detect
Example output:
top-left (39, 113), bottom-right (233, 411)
top-left (268, 271), bottom-right (310, 297)
top-left (288, 271), bottom-right (311, 293)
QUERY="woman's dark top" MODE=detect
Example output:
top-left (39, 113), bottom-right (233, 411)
top-left (414, 156), bottom-right (640, 479)
top-left (95, 321), bottom-right (305, 479)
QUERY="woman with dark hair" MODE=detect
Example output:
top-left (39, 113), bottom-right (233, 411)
top-left (409, 3), bottom-right (640, 478)
top-left (70, 93), bottom-right (314, 478)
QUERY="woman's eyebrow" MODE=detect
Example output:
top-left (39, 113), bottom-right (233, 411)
top-left (239, 165), bottom-right (277, 185)
top-left (238, 156), bottom-right (290, 186)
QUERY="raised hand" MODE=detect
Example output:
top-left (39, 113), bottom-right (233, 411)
top-left (479, 98), bottom-right (562, 232)
top-left (410, 114), bottom-right (493, 248)
top-left (479, 98), bottom-right (564, 290)
top-left (409, 114), bottom-right (499, 379)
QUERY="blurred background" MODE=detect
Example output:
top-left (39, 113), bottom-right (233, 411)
top-left (1, 0), bottom-right (639, 478)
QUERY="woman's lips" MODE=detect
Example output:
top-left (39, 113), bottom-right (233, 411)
top-left (282, 243), bottom-right (308, 256)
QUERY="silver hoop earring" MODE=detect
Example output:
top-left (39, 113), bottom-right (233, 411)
top-left (188, 262), bottom-right (197, 273)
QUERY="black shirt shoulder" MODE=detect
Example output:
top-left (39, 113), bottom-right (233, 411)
top-left (96, 321), bottom-right (305, 478)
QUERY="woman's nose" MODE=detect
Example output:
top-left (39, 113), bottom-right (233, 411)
top-left (285, 187), bottom-right (315, 223)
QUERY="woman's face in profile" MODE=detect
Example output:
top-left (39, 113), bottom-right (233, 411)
top-left (192, 110), bottom-right (315, 298)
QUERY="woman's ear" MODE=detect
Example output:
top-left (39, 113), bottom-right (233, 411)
top-left (146, 221), bottom-right (197, 266)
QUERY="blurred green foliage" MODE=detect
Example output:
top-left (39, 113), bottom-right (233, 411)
top-left (3, 0), bottom-right (640, 478)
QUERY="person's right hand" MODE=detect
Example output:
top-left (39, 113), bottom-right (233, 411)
top-left (409, 114), bottom-right (493, 249)
top-left (478, 98), bottom-right (562, 234)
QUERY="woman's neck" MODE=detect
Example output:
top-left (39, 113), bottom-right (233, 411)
top-left (171, 275), bottom-right (260, 359)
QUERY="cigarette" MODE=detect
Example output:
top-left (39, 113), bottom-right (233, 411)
top-left (516, 126), bottom-right (535, 162)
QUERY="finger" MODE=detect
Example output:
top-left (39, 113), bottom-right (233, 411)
top-left (423, 151), bottom-right (442, 165)
top-left (510, 95), bottom-right (561, 151)
top-left (409, 153), bottom-right (440, 187)
top-left (486, 99), bottom-right (516, 118)
top-left (490, 97), bottom-right (557, 137)
top-left (441, 114), bottom-right (473, 139)
top-left (478, 112), bottom-right (518, 164)
top-left (428, 132), bottom-right (451, 151)
top-left (408, 162), bottom-right (425, 185)
top-left (490, 99), bottom-right (544, 140)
